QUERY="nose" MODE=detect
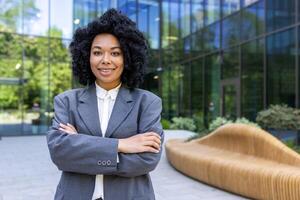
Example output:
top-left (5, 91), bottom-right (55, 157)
top-left (101, 52), bottom-right (111, 64)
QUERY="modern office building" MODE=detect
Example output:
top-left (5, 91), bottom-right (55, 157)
top-left (0, 0), bottom-right (298, 136)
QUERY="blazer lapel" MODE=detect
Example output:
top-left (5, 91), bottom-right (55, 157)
top-left (77, 84), bottom-right (102, 136)
top-left (105, 86), bottom-right (134, 138)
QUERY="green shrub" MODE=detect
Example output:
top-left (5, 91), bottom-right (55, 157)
top-left (192, 112), bottom-right (205, 132)
top-left (235, 117), bottom-right (261, 128)
top-left (209, 117), bottom-right (260, 132)
top-left (256, 104), bottom-right (300, 130)
top-left (208, 117), bottom-right (232, 132)
top-left (161, 118), bottom-right (171, 129)
top-left (170, 117), bottom-right (197, 131)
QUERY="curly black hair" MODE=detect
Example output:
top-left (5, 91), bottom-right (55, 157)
top-left (69, 8), bottom-right (149, 88)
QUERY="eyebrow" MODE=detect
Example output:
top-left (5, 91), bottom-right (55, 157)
top-left (92, 46), bottom-right (121, 50)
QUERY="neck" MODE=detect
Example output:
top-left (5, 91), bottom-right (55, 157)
top-left (95, 80), bottom-right (121, 91)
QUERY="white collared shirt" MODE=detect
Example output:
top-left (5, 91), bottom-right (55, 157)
top-left (92, 82), bottom-right (121, 200)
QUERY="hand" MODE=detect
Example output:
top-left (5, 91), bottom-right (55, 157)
top-left (118, 132), bottom-right (161, 154)
top-left (59, 123), bottom-right (78, 135)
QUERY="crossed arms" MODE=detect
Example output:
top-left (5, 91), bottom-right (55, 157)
top-left (47, 95), bottom-right (164, 177)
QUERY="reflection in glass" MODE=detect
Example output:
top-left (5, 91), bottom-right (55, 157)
top-left (267, 29), bottom-right (295, 107)
top-left (73, 0), bottom-right (98, 30)
top-left (206, 0), bottom-right (220, 25)
top-left (0, 85), bottom-right (22, 135)
top-left (50, 0), bottom-right (73, 39)
top-left (23, 0), bottom-right (49, 36)
top-left (180, 0), bottom-right (191, 38)
top-left (222, 47), bottom-right (239, 79)
top-left (190, 30), bottom-right (203, 57)
top-left (146, 0), bottom-right (159, 49)
top-left (241, 39), bottom-right (263, 121)
top-left (241, 0), bottom-right (264, 41)
top-left (191, 0), bottom-right (204, 33)
top-left (223, 85), bottom-right (237, 120)
top-left (169, 0), bottom-right (180, 44)
top-left (243, 0), bottom-right (259, 7)
top-left (223, 0), bottom-right (240, 17)
top-left (266, 0), bottom-right (295, 32)
top-left (181, 64), bottom-right (191, 116)
top-left (162, 1), bottom-right (170, 48)
top-left (0, 0), bottom-right (22, 33)
top-left (203, 22), bottom-right (220, 52)
top-left (222, 13), bottom-right (240, 48)
top-left (204, 54), bottom-right (220, 124)
top-left (191, 58), bottom-right (204, 128)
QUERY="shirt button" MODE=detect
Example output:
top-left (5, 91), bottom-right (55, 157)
top-left (107, 160), bottom-right (111, 165)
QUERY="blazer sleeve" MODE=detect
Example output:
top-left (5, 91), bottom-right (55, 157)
top-left (46, 95), bottom-right (119, 175)
top-left (112, 97), bottom-right (164, 177)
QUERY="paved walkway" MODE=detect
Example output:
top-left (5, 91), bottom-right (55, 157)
top-left (0, 131), bottom-right (248, 200)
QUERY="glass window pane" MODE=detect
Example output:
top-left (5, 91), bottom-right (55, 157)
top-left (23, 0), bottom-right (49, 36)
top-left (149, 1), bottom-right (159, 49)
top-left (242, 0), bottom-right (259, 7)
top-left (204, 54), bottom-right (220, 124)
top-left (203, 22), bottom-right (220, 52)
top-left (180, 0), bottom-right (191, 38)
top-left (222, 47), bottom-right (239, 79)
top-left (181, 65), bottom-right (191, 116)
top-left (241, 39), bottom-right (264, 121)
top-left (267, 29), bottom-right (295, 106)
top-left (0, 0), bottom-right (22, 33)
top-left (162, 1), bottom-right (170, 48)
top-left (223, 0), bottom-right (240, 17)
top-left (50, 0), bottom-right (73, 39)
top-left (205, 0), bottom-right (221, 25)
top-left (169, 65), bottom-right (181, 117)
top-left (241, 0), bottom-right (264, 41)
top-left (222, 13), bottom-right (240, 48)
top-left (191, 30), bottom-right (203, 57)
top-left (191, 58), bottom-right (204, 128)
top-left (0, 32), bottom-right (23, 135)
top-left (23, 36), bottom-right (49, 134)
top-left (191, 0), bottom-right (204, 33)
top-left (138, 1), bottom-right (159, 49)
top-left (169, 1), bottom-right (180, 44)
top-left (266, 0), bottom-right (295, 32)
top-left (73, 0), bottom-right (97, 30)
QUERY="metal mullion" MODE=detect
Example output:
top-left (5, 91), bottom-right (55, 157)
top-left (263, 0), bottom-right (267, 109)
top-left (295, 0), bottom-right (299, 108)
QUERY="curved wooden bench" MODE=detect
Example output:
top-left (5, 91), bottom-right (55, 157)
top-left (165, 123), bottom-right (300, 200)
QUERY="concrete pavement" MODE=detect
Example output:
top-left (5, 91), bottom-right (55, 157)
top-left (0, 130), bottom-right (248, 200)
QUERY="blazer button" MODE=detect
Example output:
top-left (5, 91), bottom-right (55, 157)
top-left (97, 160), bottom-right (102, 165)
top-left (107, 160), bottom-right (111, 165)
top-left (102, 160), bottom-right (107, 166)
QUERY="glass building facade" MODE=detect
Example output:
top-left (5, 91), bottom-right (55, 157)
top-left (0, 0), bottom-right (299, 136)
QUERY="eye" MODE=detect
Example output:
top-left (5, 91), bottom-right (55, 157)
top-left (111, 52), bottom-right (121, 56)
top-left (93, 51), bottom-right (102, 56)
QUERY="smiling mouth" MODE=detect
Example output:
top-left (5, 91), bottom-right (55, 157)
top-left (97, 68), bottom-right (116, 71)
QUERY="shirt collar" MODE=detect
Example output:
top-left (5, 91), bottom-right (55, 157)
top-left (95, 82), bottom-right (121, 100)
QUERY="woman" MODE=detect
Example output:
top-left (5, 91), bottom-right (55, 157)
top-left (47, 8), bottom-right (163, 200)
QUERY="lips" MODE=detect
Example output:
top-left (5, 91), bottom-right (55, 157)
top-left (97, 68), bottom-right (116, 76)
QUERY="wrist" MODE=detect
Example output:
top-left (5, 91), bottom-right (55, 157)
top-left (118, 139), bottom-right (124, 153)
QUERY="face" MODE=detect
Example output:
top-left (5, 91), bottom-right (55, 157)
top-left (90, 33), bottom-right (124, 90)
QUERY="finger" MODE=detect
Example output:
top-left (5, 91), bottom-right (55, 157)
top-left (59, 127), bottom-right (75, 134)
top-left (67, 123), bottom-right (77, 132)
top-left (144, 146), bottom-right (160, 153)
top-left (146, 132), bottom-right (161, 140)
top-left (59, 123), bottom-right (68, 128)
top-left (144, 135), bottom-right (161, 145)
top-left (143, 141), bottom-right (160, 150)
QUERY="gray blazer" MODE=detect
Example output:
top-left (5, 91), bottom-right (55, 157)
top-left (46, 84), bottom-right (164, 200)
